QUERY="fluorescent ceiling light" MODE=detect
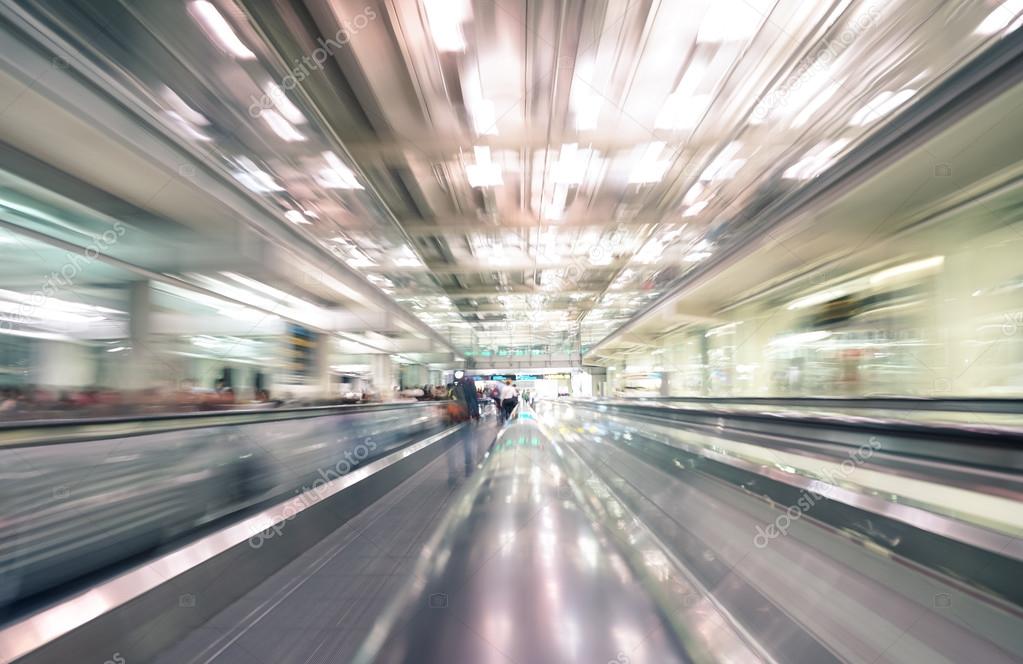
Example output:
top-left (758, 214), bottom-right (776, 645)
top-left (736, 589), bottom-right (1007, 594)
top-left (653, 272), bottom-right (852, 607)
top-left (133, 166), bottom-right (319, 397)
top-left (787, 288), bottom-right (847, 310)
top-left (574, 94), bottom-right (601, 130)
top-left (219, 272), bottom-right (317, 311)
top-left (633, 238), bottom-right (666, 264)
top-left (570, 60), bottom-right (603, 131)
top-left (869, 256), bottom-right (944, 285)
top-left (552, 143), bottom-right (579, 184)
top-left (0, 289), bottom-right (123, 316)
top-left (628, 142), bottom-right (671, 184)
top-left (783, 139), bottom-right (849, 180)
top-left (161, 86), bottom-right (210, 126)
top-left (424, 0), bottom-right (470, 52)
top-left (976, 0), bottom-right (1023, 34)
top-left (394, 245), bottom-right (424, 267)
top-left (466, 145), bottom-right (503, 187)
top-left (317, 151), bottom-right (363, 189)
top-left (0, 300), bottom-right (102, 323)
top-left (218, 307), bottom-right (266, 322)
top-left (106, 346), bottom-right (128, 353)
top-left (543, 184), bottom-right (569, 221)
top-left (232, 156), bottom-right (283, 192)
top-left (284, 210), bottom-right (310, 225)
top-left (682, 182), bottom-right (704, 206)
top-left (700, 141), bottom-right (744, 181)
top-left (655, 61), bottom-right (710, 131)
top-left (471, 99), bottom-right (497, 135)
top-left (791, 81), bottom-right (840, 128)
top-left (551, 143), bottom-right (601, 188)
top-left (167, 111), bottom-right (212, 141)
top-left (697, 0), bottom-right (767, 43)
top-left (850, 88), bottom-right (917, 126)
top-left (329, 236), bottom-right (375, 267)
top-left (682, 200), bottom-right (708, 217)
top-left (261, 109), bottom-right (305, 142)
top-left (188, 1), bottom-right (256, 60)
top-left (683, 238), bottom-right (713, 261)
top-left (777, 67), bottom-right (836, 125)
top-left (347, 252), bottom-right (376, 267)
top-left (770, 330), bottom-right (832, 347)
top-left (264, 82), bottom-right (306, 124)
top-left (655, 92), bottom-right (711, 131)
top-left (0, 328), bottom-right (72, 341)
top-left (706, 322), bottom-right (738, 338)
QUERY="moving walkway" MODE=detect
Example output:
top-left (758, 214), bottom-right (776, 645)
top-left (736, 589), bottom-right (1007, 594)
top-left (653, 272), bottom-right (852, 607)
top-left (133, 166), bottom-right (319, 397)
top-left (2, 398), bottom-right (1021, 663)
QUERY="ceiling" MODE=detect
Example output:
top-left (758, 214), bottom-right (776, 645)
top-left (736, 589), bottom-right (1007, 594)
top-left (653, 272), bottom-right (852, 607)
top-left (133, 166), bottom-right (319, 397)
top-left (1, 0), bottom-right (1021, 362)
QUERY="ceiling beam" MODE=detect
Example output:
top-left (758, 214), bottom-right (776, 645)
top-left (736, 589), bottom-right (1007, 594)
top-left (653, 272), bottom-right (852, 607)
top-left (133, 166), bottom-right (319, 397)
top-left (407, 287), bottom-right (602, 298)
top-left (356, 216), bottom-right (672, 237)
top-left (342, 130), bottom-right (735, 164)
top-left (364, 258), bottom-right (629, 275)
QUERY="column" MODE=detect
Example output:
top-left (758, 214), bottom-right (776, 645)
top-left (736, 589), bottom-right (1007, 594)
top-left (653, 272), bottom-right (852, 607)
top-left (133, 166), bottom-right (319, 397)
top-left (313, 332), bottom-right (332, 397)
top-left (126, 280), bottom-right (154, 390)
top-left (369, 354), bottom-right (396, 395)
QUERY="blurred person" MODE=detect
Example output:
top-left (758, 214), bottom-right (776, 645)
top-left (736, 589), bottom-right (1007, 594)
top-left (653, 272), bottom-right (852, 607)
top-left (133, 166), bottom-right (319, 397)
top-left (499, 379), bottom-right (518, 421)
top-left (446, 381), bottom-right (468, 423)
top-left (0, 388), bottom-right (18, 413)
top-left (454, 371), bottom-right (479, 421)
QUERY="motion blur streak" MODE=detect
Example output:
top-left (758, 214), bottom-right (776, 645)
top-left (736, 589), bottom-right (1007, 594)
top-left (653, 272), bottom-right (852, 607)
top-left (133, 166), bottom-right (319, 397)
top-left (0, 1), bottom-right (1022, 663)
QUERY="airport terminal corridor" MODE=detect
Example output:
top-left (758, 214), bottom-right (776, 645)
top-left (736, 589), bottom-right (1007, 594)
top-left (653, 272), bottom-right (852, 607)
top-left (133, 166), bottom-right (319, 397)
top-left (1, 0), bottom-right (1023, 662)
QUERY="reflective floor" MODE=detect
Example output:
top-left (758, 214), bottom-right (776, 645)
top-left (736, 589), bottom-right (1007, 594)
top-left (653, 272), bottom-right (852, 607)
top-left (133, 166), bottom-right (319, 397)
top-left (111, 403), bottom-right (1023, 664)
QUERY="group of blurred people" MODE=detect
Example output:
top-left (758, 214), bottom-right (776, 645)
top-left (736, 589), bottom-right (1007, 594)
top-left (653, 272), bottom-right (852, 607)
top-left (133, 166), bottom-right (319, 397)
top-left (0, 380), bottom-right (285, 421)
top-left (1, 371), bottom-right (529, 423)
top-left (405, 372), bottom-right (520, 423)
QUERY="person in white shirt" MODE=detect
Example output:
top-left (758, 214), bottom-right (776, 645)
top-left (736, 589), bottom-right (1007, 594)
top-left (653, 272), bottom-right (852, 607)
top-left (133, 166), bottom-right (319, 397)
top-left (499, 380), bottom-right (518, 421)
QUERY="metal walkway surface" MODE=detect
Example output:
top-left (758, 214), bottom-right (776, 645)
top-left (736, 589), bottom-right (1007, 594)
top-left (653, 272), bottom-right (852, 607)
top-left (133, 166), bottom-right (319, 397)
top-left (151, 424), bottom-right (495, 664)
top-left (153, 414), bottom-right (700, 664)
top-left (8, 401), bottom-right (1023, 664)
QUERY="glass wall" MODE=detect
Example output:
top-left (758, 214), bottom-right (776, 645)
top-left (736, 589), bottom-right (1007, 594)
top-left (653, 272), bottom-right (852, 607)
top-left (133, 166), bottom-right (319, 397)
top-left (617, 210), bottom-right (1023, 398)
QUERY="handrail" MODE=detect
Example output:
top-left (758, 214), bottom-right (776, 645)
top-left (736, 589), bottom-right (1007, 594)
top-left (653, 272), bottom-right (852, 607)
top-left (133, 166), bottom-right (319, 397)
top-left (630, 395), bottom-right (1023, 414)
top-left (560, 398), bottom-right (1023, 475)
top-left (0, 400), bottom-right (440, 448)
top-left (571, 398), bottom-right (1023, 441)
